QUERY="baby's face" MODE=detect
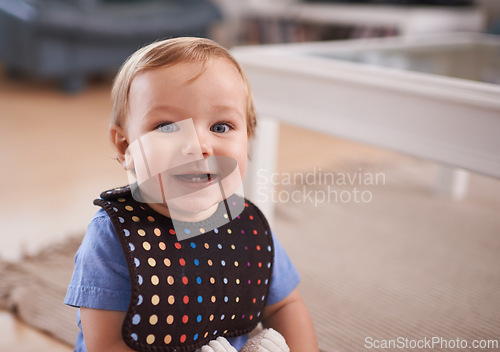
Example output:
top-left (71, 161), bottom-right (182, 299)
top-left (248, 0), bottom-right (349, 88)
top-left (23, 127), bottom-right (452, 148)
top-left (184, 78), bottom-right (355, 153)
top-left (123, 58), bottom-right (248, 220)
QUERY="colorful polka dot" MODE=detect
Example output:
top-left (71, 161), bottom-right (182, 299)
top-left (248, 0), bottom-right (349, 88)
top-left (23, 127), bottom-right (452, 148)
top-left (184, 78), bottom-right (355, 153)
top-left (151, 275), bottom-right (159, 285)
top-left (143, 242), bottom-right (151, 251)
top-left (204, 243), bottom-right (209, 249)
top-left (214, 228), bottom-right (219, 234)
top-left (182, 276), bottom-right (188, 285)
top-left (164, 335), bottom-right (172, 344)
top-left (138, 229), bottom-right (146, 236)
top-left (154, 228), bottom-right (161, 236)
top-left (147, 216), bottom-right (155, 222)
top-left (168, 295), bottom-right (175, 304)
top-left (190, 242), bottom-right (196, 249)
top-left (151, 295), bottom-right (160, 306)
top-left (166, 315), bottom-right (174, 324)
top-left (146, 334), bottom-right (155, 344)
top-left (125, 205), bottom-right (133, 211)
top-left (164, 258), bottom-right (171, 267)
top-left (148, 258), bottom-right (156, 267)
top-left (200, 228), bottom-right (205, 234)
top-left (149, 314), bottom-right (158, 325)
top-left (197, 315), bottom-right (202, 323)
top-left (132, 216), bottom-right (140, 222)
top-left (167, 276), bottom-right (174, 285)
top-left (169, 229), bottom-right (176, 235)
top-left (159, 242), bottom-right (166, 250)
top-left (182, 315), bottom-right (189, 324)
top-left (175, 243), bottom-right (181, 250)
top-left (132, 314), bottom-right (140, 325)
top-left (179, 258), bottom-right (186, 266)
top-left (180, 335), bottom-right (186, 343)
top-left (183, 295), bottom-right (189, 304)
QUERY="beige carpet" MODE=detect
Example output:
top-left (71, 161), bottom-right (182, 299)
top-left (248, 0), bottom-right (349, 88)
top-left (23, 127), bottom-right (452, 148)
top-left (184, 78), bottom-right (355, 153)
top-left (272, 152), bottom-right (500, 352)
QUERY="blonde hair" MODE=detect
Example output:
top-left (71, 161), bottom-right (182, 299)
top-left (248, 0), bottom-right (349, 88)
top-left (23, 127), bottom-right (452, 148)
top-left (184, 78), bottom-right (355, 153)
top-left (110, 37), bottom-right (257, 138)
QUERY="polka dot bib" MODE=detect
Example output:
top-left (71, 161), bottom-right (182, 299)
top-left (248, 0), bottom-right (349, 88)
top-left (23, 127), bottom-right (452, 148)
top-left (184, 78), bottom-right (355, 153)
top-left (94, 186), bottom-right (274, 352)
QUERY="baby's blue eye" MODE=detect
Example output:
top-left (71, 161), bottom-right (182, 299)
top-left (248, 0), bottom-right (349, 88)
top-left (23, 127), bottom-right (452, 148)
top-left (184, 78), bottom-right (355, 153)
top-left (158, 123), bottom-right (179, 133)
top-left (211, 123), bottom-right (231, 134)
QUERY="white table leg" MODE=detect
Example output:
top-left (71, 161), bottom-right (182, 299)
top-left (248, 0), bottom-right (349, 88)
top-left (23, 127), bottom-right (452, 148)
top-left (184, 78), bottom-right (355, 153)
top-left (435, 166), bottom-right (470, 201)
top-left (243, 116), bottom-right (280, 226)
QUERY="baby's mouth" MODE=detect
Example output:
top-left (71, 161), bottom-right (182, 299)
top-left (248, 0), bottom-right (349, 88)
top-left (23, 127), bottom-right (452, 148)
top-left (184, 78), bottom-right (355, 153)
top-left (173, 173), bottom-right (218, 183)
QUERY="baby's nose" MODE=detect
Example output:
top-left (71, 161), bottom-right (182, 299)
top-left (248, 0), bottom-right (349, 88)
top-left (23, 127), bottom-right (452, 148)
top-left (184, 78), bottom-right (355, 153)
top-left (181, 129), bottom-right (212, 158)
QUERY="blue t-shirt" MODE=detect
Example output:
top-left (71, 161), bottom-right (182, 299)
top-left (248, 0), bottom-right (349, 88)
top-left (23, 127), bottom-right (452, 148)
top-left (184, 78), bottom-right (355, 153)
top-left (65, 209), bottom-right (300, 351)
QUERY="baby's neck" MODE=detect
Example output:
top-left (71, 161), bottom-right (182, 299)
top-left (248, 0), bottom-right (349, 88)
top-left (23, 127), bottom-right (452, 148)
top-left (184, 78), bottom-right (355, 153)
top-left (147, 202), bottom-right (219, 223)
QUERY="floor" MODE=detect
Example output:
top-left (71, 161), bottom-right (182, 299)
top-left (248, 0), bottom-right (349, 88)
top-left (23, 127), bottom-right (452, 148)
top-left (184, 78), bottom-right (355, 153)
top-left (1, 70), bottom-right (499, 350)
top-left (0, 311), bottom-right (72, 352)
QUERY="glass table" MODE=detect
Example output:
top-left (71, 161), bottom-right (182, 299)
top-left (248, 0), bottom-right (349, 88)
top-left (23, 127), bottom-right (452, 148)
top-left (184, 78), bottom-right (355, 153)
top-left (232, 33), bottom-right (500, 220)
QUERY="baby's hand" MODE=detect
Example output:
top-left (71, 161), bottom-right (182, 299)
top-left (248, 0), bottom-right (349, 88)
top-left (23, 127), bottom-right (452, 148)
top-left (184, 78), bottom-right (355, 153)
top-left (240, 328), bottom-right (290, 352)
top-left (195, 336), bottom-right (238, 352)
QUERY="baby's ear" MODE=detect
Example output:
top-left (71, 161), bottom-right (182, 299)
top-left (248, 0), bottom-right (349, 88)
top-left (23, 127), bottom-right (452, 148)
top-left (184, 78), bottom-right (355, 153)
top-left (110, 124), bottom-right (130, 169)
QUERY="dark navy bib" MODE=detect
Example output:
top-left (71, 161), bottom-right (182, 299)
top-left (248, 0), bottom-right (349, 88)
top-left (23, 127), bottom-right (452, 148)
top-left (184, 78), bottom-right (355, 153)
top-left (95, 186), bottom-right (274, 352)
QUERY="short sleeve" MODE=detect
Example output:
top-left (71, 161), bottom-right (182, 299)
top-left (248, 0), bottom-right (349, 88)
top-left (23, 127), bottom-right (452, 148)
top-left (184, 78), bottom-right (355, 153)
top-left (266, 232), bottom-right (301, 305)
top-left (64, 209), bottom-right (131, 311)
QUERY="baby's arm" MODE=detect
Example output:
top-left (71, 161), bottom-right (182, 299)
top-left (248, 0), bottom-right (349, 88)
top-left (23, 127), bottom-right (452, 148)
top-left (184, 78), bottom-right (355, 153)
top-left (261, 288), bottom-right (319, 351)
top-left (80, 308), bottom-right (135, 352)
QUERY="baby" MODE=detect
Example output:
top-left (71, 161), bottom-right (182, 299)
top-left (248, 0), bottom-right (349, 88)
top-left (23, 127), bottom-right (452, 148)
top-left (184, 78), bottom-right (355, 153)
top-left (65, 37), bottom-right (318, 352)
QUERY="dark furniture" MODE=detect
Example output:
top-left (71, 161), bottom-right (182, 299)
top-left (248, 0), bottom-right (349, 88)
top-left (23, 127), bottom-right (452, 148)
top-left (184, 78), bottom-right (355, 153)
top-left (0, 0), bottom-right (222, 91)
